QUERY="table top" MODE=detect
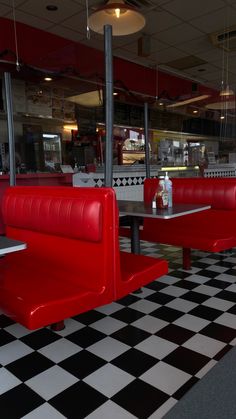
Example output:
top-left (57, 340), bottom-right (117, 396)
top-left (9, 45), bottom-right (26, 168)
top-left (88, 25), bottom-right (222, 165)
top-left (0, 237), bottom-right (27, 255)
top-left (118, 200), bottom-right (211, 219)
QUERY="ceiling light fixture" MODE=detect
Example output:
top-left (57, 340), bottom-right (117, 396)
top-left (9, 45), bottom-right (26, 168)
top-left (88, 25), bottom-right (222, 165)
top-left (88, 0), bottom-right (145, 36)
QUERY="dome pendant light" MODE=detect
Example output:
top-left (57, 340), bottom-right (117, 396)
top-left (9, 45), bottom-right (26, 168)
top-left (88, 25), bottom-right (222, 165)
top-left (88, 0), bottom-right (146, 36)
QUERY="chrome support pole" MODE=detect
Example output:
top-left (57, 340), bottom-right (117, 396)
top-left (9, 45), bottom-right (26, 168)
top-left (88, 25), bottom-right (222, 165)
top-left (4, 72), bottom-right (16, 186)
top-left (144, 102), bottom-right (150, 178)
top-left (104, 24), bottom-right (114, 187)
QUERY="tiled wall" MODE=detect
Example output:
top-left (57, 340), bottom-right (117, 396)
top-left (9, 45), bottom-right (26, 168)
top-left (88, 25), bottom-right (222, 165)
top-left (73, 171), bottom-right (147, 201)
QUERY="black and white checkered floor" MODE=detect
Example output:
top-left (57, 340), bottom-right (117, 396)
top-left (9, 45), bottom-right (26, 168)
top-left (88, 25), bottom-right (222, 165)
top-left (0, 238), bottom-right (236, 419)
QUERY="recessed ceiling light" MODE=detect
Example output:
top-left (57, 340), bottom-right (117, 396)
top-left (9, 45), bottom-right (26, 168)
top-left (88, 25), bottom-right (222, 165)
top-left (46, 5), bottom-right (58, 11)
top-left (44, 77), bottom-right (53, 81)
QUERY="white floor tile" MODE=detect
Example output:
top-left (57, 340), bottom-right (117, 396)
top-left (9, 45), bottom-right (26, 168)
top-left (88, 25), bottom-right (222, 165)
top-left (22, 403), bottom-right (67, 418)
top-left (215, 274), bottom-right (236, 283)
top-left (95, 302), bottom-right (124, 315)
top-left (87, 337), bottom-right (130, 361)
top-left (90, 317), bottom-right (126, 335)
top-left (183, 333), bottom-right (225, 357)
top-left (186, 275), bottom-right (209, 284)
top-left (202, 297), bottom-right (235, 311)
top-left (0, 340), bottom-right (33, 366)
top-left (140, 361), bottom-right (191, 395)
top-left (193, 284), bottom-right (221, 296)
top-left (84, 364), bottom-right (134, 397)
top-left (225, 283), bottom-right (236, 292)
top-left (85, 400), bottom-right (137, 419)
top-left (131, 315), bottom-right (168, 334)
top-left (26, 366), bottom-right (78, 400)
top-left (129, 299), bottom-right (161, 314)
top-left (38, 338), bottom-right (81, 363)
top-left (166, 298), bottom-right (198, 313)
top-left (148, 397), bottom-right (178, 419)
top-left (53, 318), bottom-right (85, 337)
top-left (5, 323), bottom-right (33, 338)
top-left (135, 335), bottom-right (178, 359)
top-left (158, 276), bottom-right (181, 285)
top-left (195, 359), bottom-right (217, 379)
top-left (0, 368), bottom-right (21, 394)
top-left (173, 314), bottom-right (210, 332)
top-left (160, 286), bottom-right (188, 297)
top-left (214, 313), bottom-right (236, 329)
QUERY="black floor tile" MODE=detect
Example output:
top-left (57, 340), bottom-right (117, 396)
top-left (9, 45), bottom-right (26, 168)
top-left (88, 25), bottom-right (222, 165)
top-left (116, 294), bottom-right (140, 306)
top-left (150, 306), bottom-right (183, 322)
top-left (163, 347), bottom-right (210, 375)
top-left (146, 292), bottom-right (175, 305)
top-left (59, 350), bottom-right (106, 379)
top-left (145, 281), bottom-right (169, 291)
top-left (173, 376), bottom-right (199, 400)
top-left (0, 314), bottom-right (15, 328)
top-left (201, 323), bottom-right (236, 343)
top-left (73, 310), bottom-right (105, 325)
top-left (20, 329), bottom-right (60, 350)
top-left (0, 384), bottom-right (44, 419)
top-left (111, 379), bottom-right (169, 419)
top-left (216, 290), bottom-right (236, 303)
top-left (111, 307), bottom-right (145, 323)
top-left (195, 269), bottom-right (219, 279)
top-left (156, 324), bottom-right (195, 345)
top-left (111, 325), bottom-right (150, 346)
top-left (189, 305), bottom-right (222, 321)
top-left (228, 304), bottom-right (236, 314)
top-left (66, 327), bottom-right (106, 348)
top-left (50, 381), bottom-right (107, 419)
top-left (168, 271), bottom-right (190, 279)
top-left (0, 329), bottom-right (16, 347)
top-left (206, 279), bottom-right (231, 289)
top-left (174, 279), bottom-right (198, 290)
top-left (111, 348), bottom-right (158, 377)
top-left (182, 291), bottom-right (210, 304)
top-left (213, 344), bottom-right (234, 361)
top-left (6, 352), bottom-right (54, 381)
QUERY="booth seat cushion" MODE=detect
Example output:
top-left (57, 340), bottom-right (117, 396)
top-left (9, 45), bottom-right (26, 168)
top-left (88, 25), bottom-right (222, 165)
top-left (3, 190), bottom-right (102, 242)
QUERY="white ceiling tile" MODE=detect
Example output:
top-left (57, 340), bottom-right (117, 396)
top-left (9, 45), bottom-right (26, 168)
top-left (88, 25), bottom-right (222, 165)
top-left (178, 36), bottom-right (213, 55)
top-left (0, 3), bottom-right (11, 14)
top-left (149, 47), bottom-right (186, 64)
top-left (144, 9), bottom-right (181, 34)
top-left (17, 0), bottom-right (83, 23)
top-left (190, 6), bottom-right (236, 33)
top-left (162, 0), bottom-right (225, 20)
top-left (4, 9), bottom-right (53, 30)
top-left (0, 0), bottom-right (27, 6)
top-left (153, 23), bottom-right (203, 46)
top-left (47, 25), bottom-right (85, 43)
top-left (62, 10), bottom-right (88, 34)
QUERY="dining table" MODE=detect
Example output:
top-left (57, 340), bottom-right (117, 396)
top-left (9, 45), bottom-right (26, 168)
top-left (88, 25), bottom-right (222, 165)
top-left (0, 236), bottom-right (27, 256)
top-left (118, 200), bottom-right (211, 254)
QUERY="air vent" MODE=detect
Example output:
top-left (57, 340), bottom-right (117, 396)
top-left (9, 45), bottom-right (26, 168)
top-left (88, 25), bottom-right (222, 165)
top-left (210, 26), bottom-right (236, 51)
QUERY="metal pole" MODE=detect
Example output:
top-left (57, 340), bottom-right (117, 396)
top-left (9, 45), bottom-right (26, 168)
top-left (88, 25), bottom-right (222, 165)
top-left (4, 72), bottom-right (16, 186)
top-left (144, 102), bottom-right (150, 178)
top-left (104, 24), bottom-right (114, 187)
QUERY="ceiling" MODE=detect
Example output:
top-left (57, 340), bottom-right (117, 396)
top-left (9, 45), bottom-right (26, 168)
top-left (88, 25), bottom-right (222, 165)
top-left (1, 0), bottom-right (236, 93)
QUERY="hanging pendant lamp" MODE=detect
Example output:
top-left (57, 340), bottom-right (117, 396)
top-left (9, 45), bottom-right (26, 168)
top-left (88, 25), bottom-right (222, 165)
top-left (88, 0), bottom-right (146, 36)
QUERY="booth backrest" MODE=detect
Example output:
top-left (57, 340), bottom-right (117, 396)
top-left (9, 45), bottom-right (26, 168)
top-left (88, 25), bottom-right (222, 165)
top-left (2, 186), bottom-right (120, 293)
top-left (144, 177), bottom-right (236, 210)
